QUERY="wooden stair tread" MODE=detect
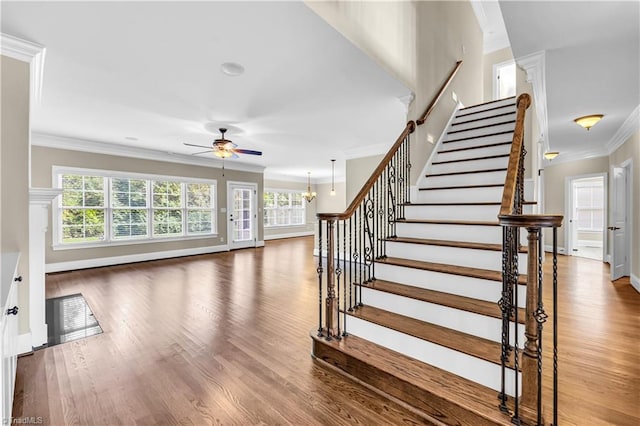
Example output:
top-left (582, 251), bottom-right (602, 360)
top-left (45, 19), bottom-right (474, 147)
top-left (396, 218), bottom-right (500, 226)
top-left (448, 120), bottom-right (516, 135)
top-left (452, 111), bottom-right (516, 127)
top-left (377, 256), bottom-right (528, 285)
top-left (438, 141), bottom-right (512, 154)
top-left (419, 183), bottom-right (504, 191)
top-left (361, 279), bottom-right (525, 324)
top-left (426, 167), bottom-right (507, 177)
top-left (348, 305), bottom-right (517, 369)
top-left (432, 153), bottom-right (510, 165)
top-left (445, 130), bottom-right (513, 144)
top-left (385, 236), bottom-right (528, 253)
top-left (311, 332), bottom-right (514, 425)
top-left (404, 201), bottom-right (536, 206)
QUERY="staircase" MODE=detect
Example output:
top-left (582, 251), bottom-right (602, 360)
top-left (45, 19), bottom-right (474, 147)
top-left (312, 96), bottom-right (528, 424)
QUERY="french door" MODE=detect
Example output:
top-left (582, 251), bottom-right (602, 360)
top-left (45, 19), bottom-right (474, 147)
top-left (227, 182), bottom-right (257, 250)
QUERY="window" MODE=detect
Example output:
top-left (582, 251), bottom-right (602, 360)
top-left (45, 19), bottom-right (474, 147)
top-left (55, 168), bottom-right (216, 247)
top-left (61, 174), bottom-right (106, 243)
top-left (575, 183), bottom-right (604, 232)
top-left (263, 190), bottom-right (305, 227)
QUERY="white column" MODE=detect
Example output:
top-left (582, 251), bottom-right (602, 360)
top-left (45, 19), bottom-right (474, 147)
top-left (29, 188), bottom-right (61, 349)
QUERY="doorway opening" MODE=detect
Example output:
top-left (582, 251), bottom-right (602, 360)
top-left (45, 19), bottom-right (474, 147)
top-left (566, 174), bottom-right (606, 261)
top-left (493, 60), bottom-right (516, 100)
top-left (227, 181), bottom-right (258, 250)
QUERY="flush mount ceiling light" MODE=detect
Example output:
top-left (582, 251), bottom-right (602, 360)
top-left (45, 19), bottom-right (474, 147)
top-left (544, 151), bottom-right (560, 160)
top-left (220, 62), bottom-right (245, 77)
top-left (574, 114), bottom-right (603, 131)
top-left (302, 172), bottom-right (316, 203)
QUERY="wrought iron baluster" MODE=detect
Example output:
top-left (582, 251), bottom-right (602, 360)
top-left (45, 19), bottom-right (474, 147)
top-left (343, 220), bottom-right (348, 335)
top-left (335, 222), bottom-right (342, 340)
top-left (349, 217), bottom-right (354, 311)
top-left (499, 225), bottom-right (510, 413)
top-left (512, 225), bottom-right (521, 425)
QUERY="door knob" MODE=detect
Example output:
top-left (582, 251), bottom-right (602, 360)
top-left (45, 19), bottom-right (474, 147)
top-left (6, 306), bottom-right (18, 316)
top-left (607, 226), bottom-right (620, 230)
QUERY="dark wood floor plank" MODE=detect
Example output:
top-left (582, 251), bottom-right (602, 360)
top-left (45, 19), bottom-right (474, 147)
top-left (12, 237), bottom-right (640, 425)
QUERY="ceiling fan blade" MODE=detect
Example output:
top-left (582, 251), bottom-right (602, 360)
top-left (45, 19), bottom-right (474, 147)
top-left (233, 148), bottom-right (262, 156)
top-left (191, 150), bottom-right (214, 156)
top-left (183, 142), bottom-right (212, 149)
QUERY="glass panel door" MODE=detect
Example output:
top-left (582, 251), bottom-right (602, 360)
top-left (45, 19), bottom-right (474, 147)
top-left (227, 182), bottom-right (257, 249)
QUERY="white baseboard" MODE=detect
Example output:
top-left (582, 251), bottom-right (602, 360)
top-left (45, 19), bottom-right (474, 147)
top-left (605, 254), bottom-right (611, 264)
top-left (264, 230), bottom-right (314, 241)
top-left (45, 244), bottom-right (230, 273)
top-left (256, 240), bottom-right (265, 247)
top-left (544, 245), bottom-right (566, 254)
top-left (18, 332), bottom-right (33, 355)
top-left (631, 274), bottom-right (640, 293)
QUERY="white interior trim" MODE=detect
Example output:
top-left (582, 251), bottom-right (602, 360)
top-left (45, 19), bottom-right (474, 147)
top-left (517, 51), bottom-right (549, 153)
top-left (606, 104), bottom-right (640, 155)
top-left (0, 33), bottom-right (46, 105)
top-left (45, 244), bottom-right (229, 273)
top-left (32, 132), bottom-right (265, 174)
top-left (264, 230), bottom-right (314, 241)
top-left (564, 172), bottom-right (607, 260)
top-left (18, 333), bottom-right (33, 355)
top-left (544, 245), bottom-right (566, 254)
top-left (631, 274), bottom-right (640, 293)
top-left (416, 102), bottom-right (461, 188)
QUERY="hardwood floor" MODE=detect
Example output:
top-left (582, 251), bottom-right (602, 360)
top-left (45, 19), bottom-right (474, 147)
top-left (12, 237), bottom-right (640, 425)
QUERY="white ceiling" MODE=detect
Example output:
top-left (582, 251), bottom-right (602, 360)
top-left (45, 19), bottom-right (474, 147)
top-left (500, 1), bottom-right (640, 162)
top-left (1, 1), bottom-right (411, 181)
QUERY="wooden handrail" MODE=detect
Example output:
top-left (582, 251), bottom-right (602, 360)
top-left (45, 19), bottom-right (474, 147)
top-left (318, 60), bottom-right (463, 221)
top-left (499, 93), bottom-right (531, 217)
top-left (416, 60), bottom-right (463, 126)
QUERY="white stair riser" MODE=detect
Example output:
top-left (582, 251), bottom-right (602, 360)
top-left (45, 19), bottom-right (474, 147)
top-left (441, 133), bottom-right (514, 151)
top-left (396, 222), bottom-right (500, 244)
top-left (445, 123), bottom-right (515, 141)
top-left (346, 316), bottom-right (521, 396)
top-left (404, 204), bottom-right (500, 222)
top-left (385, 241), bottom-right (528, 274)
top-left (361, 287), bottom-right (525, 345)
top-left (451, 112), bottom-right (517, 131)
top-left (436, 144), bottom-right (511, 162)
top-left (375, 263), bottom-right (527, 308)
top-left (457, 99), bottom-right (515, 116)
top-left (424, 170), bottom-right (507, 188)
top-left (416, 186), bottom-right (504, 203)
top-left (430, 156), bottom-right (510, 175)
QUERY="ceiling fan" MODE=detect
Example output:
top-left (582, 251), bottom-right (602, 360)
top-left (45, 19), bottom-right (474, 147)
top-left (184, 128), bottom-right (262, 159)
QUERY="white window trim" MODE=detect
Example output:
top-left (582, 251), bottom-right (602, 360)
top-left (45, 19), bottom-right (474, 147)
top-left (52, 166), bottom-right (217, 250)
top-left (263, 188), bottom-right (306, 228)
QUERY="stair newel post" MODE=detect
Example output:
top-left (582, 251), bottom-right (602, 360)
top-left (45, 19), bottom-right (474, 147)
top-left (520, 225), bottom-right (542, 422)
top-left (317, 219), bottom-right (324, 337)
top-left (325, 218), bottom-right (340, 339)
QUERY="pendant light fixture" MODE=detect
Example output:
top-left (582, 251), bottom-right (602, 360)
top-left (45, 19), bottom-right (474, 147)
top-left (302, 172), bottom-right (316, 203)
top-left (544, 151), bottom-right (559, 160)
top-left (330, 159), bottom-right (336, 196)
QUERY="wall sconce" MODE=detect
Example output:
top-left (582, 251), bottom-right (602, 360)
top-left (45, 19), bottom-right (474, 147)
top-left (302, 172), bottom-right (316, 203)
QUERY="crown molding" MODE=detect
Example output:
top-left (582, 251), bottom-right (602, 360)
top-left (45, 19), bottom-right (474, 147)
top-left (263, 172), bottom-right (311, 183)
top-left (606, 104), bottom-right (640, 155)
top-left (517, 50), bottom-right (549, 152)
top-left (29, 188), bottom-right (62, 204)
top-left (542, 147), bottom-right (608, 167)
top-left (31, 132), bottom-right (265, 174)
top-left (398, 92), bottom-right (415, 116)
top-left (1, 33), bottom-right (46, 105)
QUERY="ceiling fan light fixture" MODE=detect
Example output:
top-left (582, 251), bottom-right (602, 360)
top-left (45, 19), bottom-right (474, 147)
top-left (220, 62), bottom-right (245, 77)
top-left (574, 114), bottom-right (603, 131)
top-left (214, 150), bottom-right (234, 159)
top-left (544, 151), bottom-right (560, 160)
